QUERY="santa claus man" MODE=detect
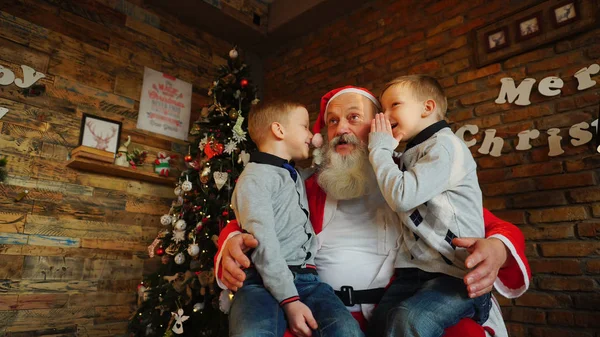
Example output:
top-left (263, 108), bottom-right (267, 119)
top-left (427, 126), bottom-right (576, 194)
top-left (215, 86), bottom-right (530, 337)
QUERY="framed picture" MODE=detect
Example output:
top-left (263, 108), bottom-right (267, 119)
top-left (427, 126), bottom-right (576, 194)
top-left (551, 1), bottom-right (578, 27)
top-left (485, 27), bottom-right (509, 53)
top-left (516, 12), bottom-right (543, 41)
top-left (78, 114), bottom-right (122, 154)
top-left (473, 0), bottom-right (597, 67)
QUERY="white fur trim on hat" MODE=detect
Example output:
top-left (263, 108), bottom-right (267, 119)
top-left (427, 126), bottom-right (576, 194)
top-left (324, 88), bottom-right (382, 121)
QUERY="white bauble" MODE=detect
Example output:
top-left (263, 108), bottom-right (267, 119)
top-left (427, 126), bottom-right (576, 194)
top-left (174, 252), bottom-right (185, 265)
top-left (174, 219), bottom-right (187, 231)
top-left (219, 289), bottom-right (233, 314)
top-left (160, 214), bottom-right (172, 226)
top-left (181, 180), bottom-right (193, 192)
top-left (193, 302), bottom-right (205, 312)
top-left (229, 49), bottom-right (238, 59)
top-left (174, 186), bottom-right (182, 196)
top-left (187, 243), bottom-right (200, 257)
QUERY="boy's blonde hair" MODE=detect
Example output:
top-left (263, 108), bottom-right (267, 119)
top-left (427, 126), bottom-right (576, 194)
top-left (381, 75), bottom-right (448, 120)
top-left (248, 100), bottom-right (305, 146)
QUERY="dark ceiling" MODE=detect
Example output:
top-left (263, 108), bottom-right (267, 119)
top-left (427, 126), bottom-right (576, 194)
top-left (145, 0), bottom-right (367, 56)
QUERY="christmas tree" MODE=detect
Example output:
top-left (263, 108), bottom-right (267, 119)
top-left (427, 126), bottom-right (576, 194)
top-left (128, 47), bottom-right (258, 337)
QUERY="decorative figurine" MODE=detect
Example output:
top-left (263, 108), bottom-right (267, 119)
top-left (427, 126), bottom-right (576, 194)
top-left (114, 136), bottom-right (131, 167)
top-left (154, 152), bottom-right (175, 177)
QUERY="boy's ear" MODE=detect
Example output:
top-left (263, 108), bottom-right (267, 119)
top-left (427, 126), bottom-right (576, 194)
top-left (422, 99), bottom-right (436, 118)
top-left (270, 122), bottom-right (285, 140)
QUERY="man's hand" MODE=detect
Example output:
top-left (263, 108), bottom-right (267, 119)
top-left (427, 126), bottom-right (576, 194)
top-left (453, 237), bottom-right (508, 298)
top-left (220, 233), bottom-right (259, 291)
top-left (283, 301), bottom-right (318, 337)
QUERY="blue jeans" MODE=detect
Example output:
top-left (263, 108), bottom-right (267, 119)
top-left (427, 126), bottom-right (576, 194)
top-left (368, 268), bottom-right (492, 337)
top-left (229, 268), bottom-right (364, 337)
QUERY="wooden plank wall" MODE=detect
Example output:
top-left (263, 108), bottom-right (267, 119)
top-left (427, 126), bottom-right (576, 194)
top-left (0, 0), bottom-right (232, 335)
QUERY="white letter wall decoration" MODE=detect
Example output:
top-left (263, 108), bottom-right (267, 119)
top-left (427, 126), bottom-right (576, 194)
top-left (0, 64), bottom-right (46, 88)
top-left (573, 64), bottom-right (599, 90)
top-left (569, 122), bottom-right (593, 146)
top-left (455, 125), bottom-right (479, 147)
top-left (14, 65), bottom-right (46, 88)
top-left (516, 129), bottom-right (540, 150)
top-left (478, 129), bottom-right (503, 157)
top-left (547, 128), bottom-right (565, 157)
top-left (0, 66), bottom-right (16, 85)
top-left (538, 76), bottom-right (564, 97)
top-left (495, 78), bottom-right (536, 106)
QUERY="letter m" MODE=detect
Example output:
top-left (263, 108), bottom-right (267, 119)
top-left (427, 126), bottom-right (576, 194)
top-left (495, 78), bottom-right (536, 106)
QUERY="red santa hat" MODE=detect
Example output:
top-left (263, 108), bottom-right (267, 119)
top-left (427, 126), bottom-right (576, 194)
top-left (312, 85), bottom-right (381, 134)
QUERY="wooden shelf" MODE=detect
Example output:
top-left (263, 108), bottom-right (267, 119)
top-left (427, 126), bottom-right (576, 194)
top-left (66, 157), bottom-right (177, 186)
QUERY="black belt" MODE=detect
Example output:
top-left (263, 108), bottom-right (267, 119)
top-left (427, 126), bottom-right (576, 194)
top-left (289, 265), bottom-right (318, 275)
top-left (334, 286), bottom-right (385, 306)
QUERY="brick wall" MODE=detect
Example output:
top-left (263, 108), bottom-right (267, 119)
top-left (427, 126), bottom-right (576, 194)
top-left (264, 0), bottom-right (600, 336)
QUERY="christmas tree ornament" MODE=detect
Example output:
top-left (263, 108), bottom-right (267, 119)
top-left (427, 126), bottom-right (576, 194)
top-left (195, 222), bottom-right (203, 233)
top-left (200, 106), bottom-right (209, 118)
top-left (156, 247), bottom-right (165, 256)
top-left (238, 150), bottom-right (250, 166)
top-left (161, 254), bottom-right (170, 264)
top-left (223, 73), bottom-right (236, 84)
top-left (172, 230), bottom-right (186, 243)
top-left (203, 141), bottom-right (224, 159)
top-left (213, 172), bottom-right (228, 191)
top-left (174, 186), bottom-right (182, 196)
top-left (193, 302), bottom-right (205, 312)
top-left (148, 237), bottom-right (161, 257)
top-left (229, 48), bottom-right (238, 59)
top-left (228, 108), bottom-right (238, 120)
top-left (174, 252), bottom-right (186, 265)
top-left (200, 175), bottom-right (209, 184)
top-left (224, 140), bottom-right (237, 154)
top-left (252, 97), bottom-right (260, 105)
top-left (187, 243), bottom-right (200, 257)
top-left (240, 79), bottom-right (249, 88)
top-left (184, 145), bottom-right (193, 163)
top-left (174, 219), bottom-right (187, 231)
top-left (171, 309), bottom-right (189, 334)
top-left (219, 289), bottom-right (234, 314)
top-left (198, 134), bottom-right (208, 149)
top-left (232, 116), bottom-right (247, 143)
top-left (181, 180), bottom-right (192, 192)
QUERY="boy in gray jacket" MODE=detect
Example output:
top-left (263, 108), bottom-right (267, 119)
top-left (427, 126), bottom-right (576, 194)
top-left (367, 75), bottom-right (491, 337)
top-left (229, 100), bottom-right (363, 337)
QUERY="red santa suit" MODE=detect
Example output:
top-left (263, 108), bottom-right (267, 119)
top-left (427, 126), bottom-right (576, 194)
top-left (215, 86), bottom-right (531, 337)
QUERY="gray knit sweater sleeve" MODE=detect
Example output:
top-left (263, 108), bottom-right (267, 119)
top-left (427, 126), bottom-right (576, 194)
top-left (368, 132), bottom-right (453, 213)
top-left (231, 173), bottom-right (298, 304)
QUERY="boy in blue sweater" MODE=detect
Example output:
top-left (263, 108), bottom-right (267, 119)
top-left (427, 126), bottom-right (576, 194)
top-left (229, 100), bottom-right (363, 337)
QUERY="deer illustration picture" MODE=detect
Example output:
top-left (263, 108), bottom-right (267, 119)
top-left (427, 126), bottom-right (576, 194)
top-left (86, 121), bottom-right (117, 151)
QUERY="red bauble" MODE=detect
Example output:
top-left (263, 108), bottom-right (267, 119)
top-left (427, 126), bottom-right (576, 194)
top-left (222, 210), bottom-right (229, 217)
top-left (156, 247), bottom-right (165, 256)
top-left (240, 79), bottom-right (249, 88)
top-left (184, 154), bottom-right (193, 162)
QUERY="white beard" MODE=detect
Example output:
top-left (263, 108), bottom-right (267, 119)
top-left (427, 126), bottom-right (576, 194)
top-left (317, 134), bottom-right (375, 200)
